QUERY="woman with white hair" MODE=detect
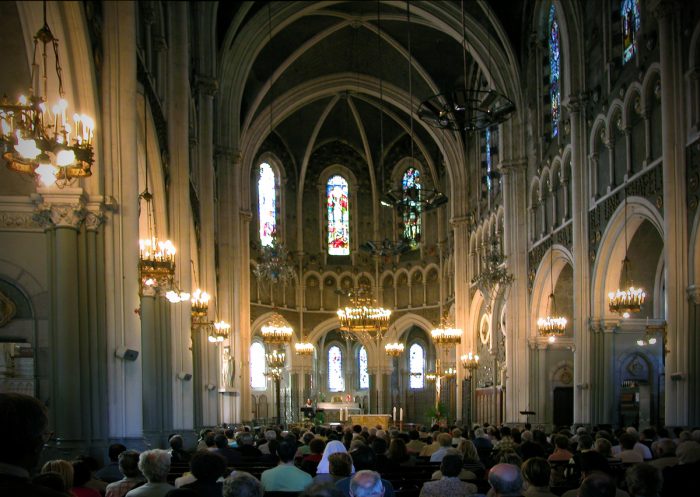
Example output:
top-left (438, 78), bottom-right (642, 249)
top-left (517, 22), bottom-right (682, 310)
top-left (314, 440), bottom-right (355, 484)
top-left (125, 449), bottom-right (174, 497)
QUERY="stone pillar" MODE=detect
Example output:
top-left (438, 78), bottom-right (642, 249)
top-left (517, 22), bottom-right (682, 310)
top-left (238, 210), bottom-right (253, 422)
top-left (101, 0), bottom-right (143, 443)
top-left (451, 217), bottom-right (470, 421)
top-left (195, 74), bottom-right (219, 426)
top-left (652, 0), bottom-right (688, 426)
top-left (566, 95), bottom-right (592, 424)
top-left (686, 288), bottom-right (700, 426)
top-left (34, 191), bottom-right (87, 448)
top-left (139, 287), bottom-right (158, 440)
top-left (501, 161), bottom-right (529, 423)
top-left (168, 2), bottom-right (194, 431)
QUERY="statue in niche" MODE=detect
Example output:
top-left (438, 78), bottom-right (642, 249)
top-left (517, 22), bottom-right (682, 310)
top-left (221, 345), bottom-right (235, 389)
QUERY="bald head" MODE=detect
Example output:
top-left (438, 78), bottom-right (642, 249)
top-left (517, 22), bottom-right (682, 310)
top-left (350, 470), bottom-right (384, 497)
top-left (488, 463), bottom-right (523, 496)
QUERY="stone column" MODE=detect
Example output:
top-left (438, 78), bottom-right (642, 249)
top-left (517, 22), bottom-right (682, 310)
top-left (194, 74), bottom-right (219, 426)
top-left (566, 95), bottom-right (592, 424)
top-left (451, 217), bottom-right (470, 421)
top-left (686, 288), bottom-right (700, 426)
top-left (501, 161), bottom-right (529, 423)
top-left (238, 210), bottom-right (253, 422)
top-left (652, 0), bottom-right (688, 427)
top-left (101, 0), bottom-right (143, 443)
top-left (168, 2), bottom-right (194, 431)
top-left (34, 191), bottom-right (87, 448)
top-left (139, 286), bottom-right (158, 442)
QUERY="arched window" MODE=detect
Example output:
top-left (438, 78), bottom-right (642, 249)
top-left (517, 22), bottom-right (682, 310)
top-left (548, 4), bottom-right (561, 137)
top-left (485, 129), bottom-right (492, 191)
top-left (358, 346), bottom-right (369, 389)
top-left (409, 343), bottom-right (425, 389)
top-left (401, 168), bottom-right (421, 243)
top-left (328, 345), bottom-right (345, 391)
top-left (250, 341), bottom-right (266, 389)
top-left (258, 162), bottom-right (277, 247)
top-left (327, 175), bottom-right (350, 255)
top-left (621, 0), bottom-right (641, 64)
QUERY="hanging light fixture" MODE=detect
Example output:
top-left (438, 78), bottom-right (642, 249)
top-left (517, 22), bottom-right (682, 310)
top-left (418, 0), bottom-right (515, 132)
top-left (0, 1), bottom-right (95, 187)
top-left (261, 312), bottom-right (294, 345)
top-left (537, 248), bottom-right (567, 343)
top-left (337, 285), bottom-right (391, 343)
top-left (397, 3), bottom-right (447, 213)
top-left (265, 349), bottom-right (286, 380)
top-left (208, 320), bottom-right (230, 343)
top-left (294, 336), bottom-right (314, 356)
top-left (472, 237), bottom-right (514, 305)
top-left (361, 5), bottom-right (411, 257)
top-left (461, 352), bottom-right (480, 371)
top-left (138, 89), bottom-right (176, 293)
top-left (608, 191), bottom-right (646, 318)
top-left (431, 314), bottom-right (463, 347)
top-left (384, 342), bottom-right (405, 357)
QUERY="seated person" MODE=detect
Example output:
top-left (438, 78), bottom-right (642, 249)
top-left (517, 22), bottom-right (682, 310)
top-left (181, 451), bottom-right (228, 497)
top-left (105, 451), bottom-right (145, 497)
top-left (97, 444), bottom-right (129, 483)
top-left (301, 439), bottom-right (327, 476)
top-left (431, 448), bottom-right (477, 481)
top-left (420, 454), bottom-right (477, 497)
top-left (261, 436), bottom-right (313, 492)
top-left (313, 452), bottom-right (353, 485)
top-left (222, 471), bottom-right (262, 497)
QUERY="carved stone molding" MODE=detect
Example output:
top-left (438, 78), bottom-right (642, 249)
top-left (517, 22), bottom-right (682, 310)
top-left (0, 212), bottom-right (43, 232)
top-left (687, 285), bottom-right (700, 304)
top-left (33, 203), bottom-right (87, 230)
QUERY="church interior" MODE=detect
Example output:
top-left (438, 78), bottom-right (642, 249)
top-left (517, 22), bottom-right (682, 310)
top-left (0, 0), bottom-right (699, 458)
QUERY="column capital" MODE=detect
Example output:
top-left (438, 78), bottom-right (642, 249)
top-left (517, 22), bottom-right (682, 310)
top-left (194, 74), bottom-right (219, 97)
top-left (563, 94), bottom-right (588, 113)
top-left (215, 146), bottom-right (241, 164)
top-left (33, 200), bottom-right (87, 231)
top-left (85, 202), bottom-right (106, 232)
top-left (687, 285), bottom-right (700, 304)
top-left (499, 159), bottom-right (527, 174)
top-left (240, 210), bottom-right (253, 222)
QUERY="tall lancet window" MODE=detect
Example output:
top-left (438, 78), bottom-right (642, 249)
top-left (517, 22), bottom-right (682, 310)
top-left (621, 0), bottom-right (641, 64)
top-left (327, 175), bottom-right (350, 255)
top-left (548, 4), bottom-right (561, 137)
top-left (328, 345), bottom-right (345, 391)
top-left (250, 341), bottom-right (266, 389)
top-left (485, 129), bottom-right (493, 191)
top-left (402, 168), bottom-right (421, 243)
top-left (258, 162), bottom-right (277, 246)
top-left (358, 346), bottom-right (369, 389)
top-left (409, 343), bottom-right (425, 389)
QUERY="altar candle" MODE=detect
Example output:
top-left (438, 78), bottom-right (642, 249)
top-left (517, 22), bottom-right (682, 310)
top-left (400, 407), bottom-right (403, 422)
top-left (393, 406), bottom-right (396, 421)
top-left (345, 407), bottom-right (348, 421)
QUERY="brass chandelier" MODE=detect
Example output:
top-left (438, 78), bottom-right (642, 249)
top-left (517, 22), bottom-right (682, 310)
top-left (461, 352), bottom-right (480, 371)
top-left (384, 342), bottom-right (405, 357)
top-left (208, 320), bottom-right (230, 343)
top-left (294, 337), bottom-right (314, 356)
top-left (138, 90), bottom-right (175, 292)
top-left (430, 314), bottom-right (463, 347)
top-left (537, 248), bottom-right (567, 342)
top-left (265, 349), bottom-right (286, 380)
top-left (0, 2), bottom-right (95, 187)
top-left (337, 285), bottom-right (391, 343)
top-left (608, 192), bottom-right (645, 318)
top-left (261, 312), bottom-right (294, 345)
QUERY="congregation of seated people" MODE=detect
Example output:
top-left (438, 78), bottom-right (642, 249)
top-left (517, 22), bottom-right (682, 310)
top-left (4, 393), bottom-right (700, 497)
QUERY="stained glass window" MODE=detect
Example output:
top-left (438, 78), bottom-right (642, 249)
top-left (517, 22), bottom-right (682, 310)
top-left (622, 0), bottom-right (641, 64)
top-left (409, 343), bottom-right (425, 389)
top-left (327, 175), bottom-right (350, 255)
top-left (258, 163), bottom-right (276, 247)
top-left (250, 342), bottom-right (266, 389)
top-left (548, 4), bottom-right (561, 138)
top-left (328, 345), bottom-right (345, 391)
top-left (485, 129), bottom-right (492, 191)
top-left (358, 346), bottom-right (369, 389)
top-left (402, 168), bottom-right (422, 243)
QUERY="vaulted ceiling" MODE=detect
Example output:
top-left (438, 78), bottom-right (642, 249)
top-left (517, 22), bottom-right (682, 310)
top-left (216, 1), bottom-right (527, 195)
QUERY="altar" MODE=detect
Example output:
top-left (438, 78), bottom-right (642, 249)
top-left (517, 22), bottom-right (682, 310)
top-left (316, 402), bottom-right (362, 422)
top-left (349, 414), bottom-right (392, 429)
